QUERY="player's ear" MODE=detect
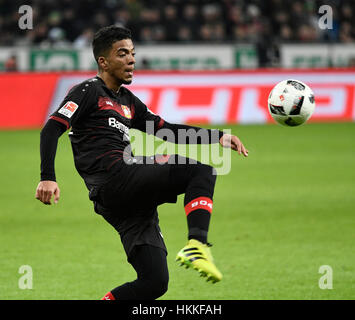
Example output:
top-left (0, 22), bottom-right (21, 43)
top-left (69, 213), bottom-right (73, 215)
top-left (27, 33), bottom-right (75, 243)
top-left (97, 56), bottom-right (108, 71)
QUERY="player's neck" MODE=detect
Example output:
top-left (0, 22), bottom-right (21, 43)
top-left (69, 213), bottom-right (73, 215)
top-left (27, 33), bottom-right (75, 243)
top-left (97, 72), bottom-right (121, 93)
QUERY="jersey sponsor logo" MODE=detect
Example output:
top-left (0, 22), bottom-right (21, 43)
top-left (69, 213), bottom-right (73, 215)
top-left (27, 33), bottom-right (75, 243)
top-left (58, 101), bottom-right (78, 118)
top-left (98, 97), bottom-right (132, 119)
top-left (108, 117), bottom-right (130, 141)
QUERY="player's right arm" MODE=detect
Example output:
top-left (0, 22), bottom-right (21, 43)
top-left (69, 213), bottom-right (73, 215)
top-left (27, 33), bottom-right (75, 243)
top-left (35, 119), bottom-right (67, 205)
top-left (35, 79), bottom-right (96, 205)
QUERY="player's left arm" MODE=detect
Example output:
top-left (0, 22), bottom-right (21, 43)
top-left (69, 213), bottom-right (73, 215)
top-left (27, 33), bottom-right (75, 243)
top-left (219, 133), bottom-right (248, 157)
top-left (131, 95), bottom-right (248, 157)
top-left (160, 122), bottom-right (248, 157)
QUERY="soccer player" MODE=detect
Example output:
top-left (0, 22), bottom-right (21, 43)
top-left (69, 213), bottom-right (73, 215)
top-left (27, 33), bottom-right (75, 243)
top-left (35, 25), bottom-right (248, 300)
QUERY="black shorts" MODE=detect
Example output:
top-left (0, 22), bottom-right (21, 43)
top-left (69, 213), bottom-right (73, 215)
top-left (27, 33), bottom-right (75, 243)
top-left (95, 202), bottom-right (167, 261)
top-left (89, 154), bottom-right (198, 259)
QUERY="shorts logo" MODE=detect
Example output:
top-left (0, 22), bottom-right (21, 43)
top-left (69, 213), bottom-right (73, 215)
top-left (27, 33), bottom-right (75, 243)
top-left (58, 101), bottom-right (79, 118)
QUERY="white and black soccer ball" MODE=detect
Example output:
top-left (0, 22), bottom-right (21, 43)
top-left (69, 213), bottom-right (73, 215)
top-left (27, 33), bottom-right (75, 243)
top-left (268, 79), bottom-right (315, 127)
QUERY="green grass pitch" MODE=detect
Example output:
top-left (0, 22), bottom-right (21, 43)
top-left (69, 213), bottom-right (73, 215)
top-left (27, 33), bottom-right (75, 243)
top-left (0, 122), bottom-right (354, 300)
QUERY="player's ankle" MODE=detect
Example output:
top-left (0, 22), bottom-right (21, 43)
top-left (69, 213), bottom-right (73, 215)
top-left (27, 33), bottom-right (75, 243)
top-left (188, 235), bottom-right (207, 244)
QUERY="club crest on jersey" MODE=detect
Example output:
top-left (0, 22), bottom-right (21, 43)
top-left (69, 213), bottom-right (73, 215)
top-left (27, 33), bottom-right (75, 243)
top-left (58, 101), bottom-right (79, 118)
top-left (121, 105), bottom-right (131, 119)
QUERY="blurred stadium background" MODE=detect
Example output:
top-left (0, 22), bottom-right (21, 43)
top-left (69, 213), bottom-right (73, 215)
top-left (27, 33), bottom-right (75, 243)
top-left (1, 0), bottom-right (355, 128)
top-left (0, 0), bottom-right (354, 300)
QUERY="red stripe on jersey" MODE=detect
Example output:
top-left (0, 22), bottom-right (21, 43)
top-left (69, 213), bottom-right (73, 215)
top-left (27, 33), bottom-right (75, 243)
top-left (184, 197), bottom-right (213, 216)
top-left (49, 116), bottom-right (69, 129)
top-left (157, 118), bottom-right (165, 130)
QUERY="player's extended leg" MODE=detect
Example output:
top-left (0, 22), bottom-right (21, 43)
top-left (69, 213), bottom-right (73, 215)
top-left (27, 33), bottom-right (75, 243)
top-left (170, 157), bottom-right (223, 283)
top-left (183, 161), bottom-right (216, 244)
top-left (101, 244), bottom-right (169, 300)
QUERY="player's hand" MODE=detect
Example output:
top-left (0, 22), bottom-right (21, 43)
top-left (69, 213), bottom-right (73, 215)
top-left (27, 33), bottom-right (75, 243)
top-left (35, 181), bottom-right (60, 205)
top-left (219, 133), bottom-right (249, 157)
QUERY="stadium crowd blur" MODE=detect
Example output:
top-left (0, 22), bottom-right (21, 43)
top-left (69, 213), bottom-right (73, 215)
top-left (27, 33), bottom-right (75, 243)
top-left (0, 0), bottom-right (354, 69)
top-left (1, 0), bottom-right (354, 46)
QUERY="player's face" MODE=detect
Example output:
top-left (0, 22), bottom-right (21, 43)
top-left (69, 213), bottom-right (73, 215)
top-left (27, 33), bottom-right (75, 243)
top-left (105, 39), bottom-right (136, 85)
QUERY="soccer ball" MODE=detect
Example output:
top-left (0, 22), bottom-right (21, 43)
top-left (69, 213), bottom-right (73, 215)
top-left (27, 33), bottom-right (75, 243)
top-left (268, 79), bottom-right (315, 127)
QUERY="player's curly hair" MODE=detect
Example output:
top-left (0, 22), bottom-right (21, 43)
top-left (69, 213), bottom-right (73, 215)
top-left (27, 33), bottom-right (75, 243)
top-left (92, 25), bottom-right (132, 62)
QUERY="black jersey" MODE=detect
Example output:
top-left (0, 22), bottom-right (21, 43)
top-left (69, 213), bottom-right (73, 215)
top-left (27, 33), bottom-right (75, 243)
top-left (42, 75), bottom-right (223, 187)
top-left (49, 76), bottom-right (164, 185)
